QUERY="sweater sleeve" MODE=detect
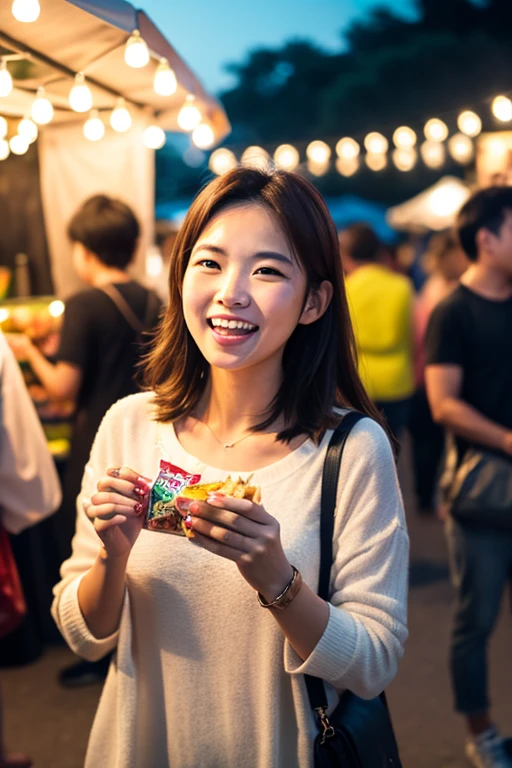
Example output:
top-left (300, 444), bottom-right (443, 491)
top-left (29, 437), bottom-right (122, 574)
top-left (284, 418), bottom-right (409, 699)
top-left (51, 411), bottom-right (125, 662)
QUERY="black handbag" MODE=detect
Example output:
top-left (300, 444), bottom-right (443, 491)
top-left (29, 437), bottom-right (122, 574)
top-left (305, 411), bottom-right (403, 768)
top-left (449, 445), bottom-right (512, 529)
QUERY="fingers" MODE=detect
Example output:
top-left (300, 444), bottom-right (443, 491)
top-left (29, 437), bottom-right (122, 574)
top-left (198, 493), bottom-right (271, 524)
top-left (97, 476), bottom-right (149, 501)
top-left (176, 498), bottom-right (260, 538)
top-left (87, 500), bottom-right (144, 522)
top-left (187, 516), bottom-right (253, 552)
top-left (187, 529), bottom-right (246, 563)
top-left (107, 466), bottom-right (152, 485)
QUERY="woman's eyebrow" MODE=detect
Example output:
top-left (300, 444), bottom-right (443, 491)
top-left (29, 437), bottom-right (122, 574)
top-left (193, 244), bottom-right (293, 266)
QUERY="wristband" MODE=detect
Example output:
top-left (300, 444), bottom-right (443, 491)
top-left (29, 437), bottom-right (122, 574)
top-left (257, 566), bottom-right (303, 610)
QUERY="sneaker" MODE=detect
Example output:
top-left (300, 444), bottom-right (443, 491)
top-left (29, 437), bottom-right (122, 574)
top-left (465, 727), bottom-right (512, 768)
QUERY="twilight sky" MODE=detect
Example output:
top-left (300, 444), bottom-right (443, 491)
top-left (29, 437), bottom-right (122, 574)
top-left (139, 0), bottom-right (416, 95)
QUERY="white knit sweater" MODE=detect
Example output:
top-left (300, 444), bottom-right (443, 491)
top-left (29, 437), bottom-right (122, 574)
top-left (52, 392), bottom-right (409, 768)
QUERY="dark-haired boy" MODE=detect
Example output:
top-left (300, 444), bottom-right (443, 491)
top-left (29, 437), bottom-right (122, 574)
top-left (425, 186), bottom-right (512, 768)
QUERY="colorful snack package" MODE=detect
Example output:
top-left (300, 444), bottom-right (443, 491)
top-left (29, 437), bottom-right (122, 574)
top-left (145, 460), bottom-right (203, 535)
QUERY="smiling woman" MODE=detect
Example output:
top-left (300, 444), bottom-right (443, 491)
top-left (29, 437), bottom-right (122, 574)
top-left (52, 168), bottom-right (409, 768)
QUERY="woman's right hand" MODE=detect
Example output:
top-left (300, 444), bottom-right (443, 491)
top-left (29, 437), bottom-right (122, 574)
top-left (87, 467), bottom-right (152, 559)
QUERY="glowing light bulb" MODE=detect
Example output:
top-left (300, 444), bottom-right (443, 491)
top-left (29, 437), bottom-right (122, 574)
top-left (336, 157), bottom-right (359, 177)
top-left (457, 110), bottom-right (482, 138)
top-left (306, 140), bottom-right (331, 164)
top-left (84, 110), bottom-right (105, 141)
top-left (192, 122), bottom-right (215, 149)
top-left (9, 134), bottom-right (29, 155)
top-left (110, 98), bottom-right (132, 132)
top-left (364, 132), bottom-right (388, 155)
top-left (0, 308), bottom-right (9, 323)
top-left (124, 30), bottom-right (150, 68)
top-left (69, 72), bottom-right (93, 113)
top-left (448, 133), bottom-right (474, 164)
top-left (241, 146), bottom-right (271, 172)
top-left (154, 58), bottom-right (177, 96)
top-left (0, 116), bottom-right (7, 139)
top-left (491, 95), bottom-right (512, 122)
top-left (0, 139), bottom-right (9, 161)
top-left (273, 144), bottom-right (300, 171)
top-left (48, 300), bottom-right (65, 318)
top-left (392, 126), bottom-right (416, 149)
top-left (336, 137), bottom-right (360, 160)
top-left (307, 160), bottom-right (329, 177)
top-left (420, 140), bottom-right (446, 169)
top-left (392, 148), bottom-right (417, 172)
top-left (11, 0), bottom-right (40, 22)
top-left (424, 118), bottom-right (448, 142)
top-left (18, 117), bottom-right (38, 143)
top-left (208, 148), bottom-right (237, 175)
top-left (365, 153), bottom-right (387, 171)
top-left (0, 61), bottom-right (13, 98)
top-left (31, 87), bottom-right (54, 124)
top-left (177, 95), bottom-right (202, 131)
top-left (143, 125), bottom-right (166, 149)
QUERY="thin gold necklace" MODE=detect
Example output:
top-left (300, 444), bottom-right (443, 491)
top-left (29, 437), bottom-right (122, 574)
top-left (193, 415), bottom-right (254, 449)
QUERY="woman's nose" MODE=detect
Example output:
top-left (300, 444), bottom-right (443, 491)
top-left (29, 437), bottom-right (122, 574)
top-left (215, 272), bottom-right (250, 307)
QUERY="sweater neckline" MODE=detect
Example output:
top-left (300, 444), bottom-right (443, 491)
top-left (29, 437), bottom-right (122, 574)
top-left (156, 420), bottom-right (333, 486)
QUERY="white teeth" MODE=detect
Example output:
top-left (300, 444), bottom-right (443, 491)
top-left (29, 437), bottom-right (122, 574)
top-left (210, 318), bottom-right (257, 331)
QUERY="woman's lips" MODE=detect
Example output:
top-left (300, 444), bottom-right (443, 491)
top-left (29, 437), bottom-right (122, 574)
top-left (210, 325), bottom-right (258, 346)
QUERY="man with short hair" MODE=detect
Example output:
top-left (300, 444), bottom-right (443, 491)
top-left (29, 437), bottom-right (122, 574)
top-left (425, 186), bottom-right (512, 768)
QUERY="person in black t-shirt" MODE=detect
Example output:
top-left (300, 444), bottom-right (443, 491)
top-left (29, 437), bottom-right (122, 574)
top-left (425, 186), bottom-right (512, 768)
top-left (7, 195), bottom-right (162, 686)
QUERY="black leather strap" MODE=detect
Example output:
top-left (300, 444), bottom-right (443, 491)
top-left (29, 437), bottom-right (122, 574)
top-left (305, 411), bottom-right (366, 712)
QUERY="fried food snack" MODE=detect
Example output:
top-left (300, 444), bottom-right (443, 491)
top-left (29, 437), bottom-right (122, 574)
top-left (180, 475), bottom-right (262, 539)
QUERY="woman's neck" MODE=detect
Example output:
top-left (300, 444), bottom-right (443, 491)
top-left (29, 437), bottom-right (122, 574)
top-left (196, 361), bottom-right (284, 434)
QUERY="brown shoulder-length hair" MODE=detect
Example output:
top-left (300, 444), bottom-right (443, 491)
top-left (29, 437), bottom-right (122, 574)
top-left (144, 167), bottom-right (391, 446)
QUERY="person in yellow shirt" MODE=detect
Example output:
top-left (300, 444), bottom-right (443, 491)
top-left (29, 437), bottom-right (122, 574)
top-left (340, 223), bottom-right (414, 440)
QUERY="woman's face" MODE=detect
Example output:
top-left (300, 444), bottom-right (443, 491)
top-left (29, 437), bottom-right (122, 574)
top-left (182, 204), bottom-right (319, 373)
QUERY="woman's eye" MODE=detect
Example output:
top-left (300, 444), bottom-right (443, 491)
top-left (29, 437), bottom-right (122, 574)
top-left (255, 266), bottom-right (285, 277)
top-left (198, 259), bottom-right (220, 270)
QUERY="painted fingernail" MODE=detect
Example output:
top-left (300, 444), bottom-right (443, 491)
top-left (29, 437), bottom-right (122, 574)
top-left (136, 477), bottom-right (150, 488)
top-left (108, 467), bottom-right (121, 478)
top-left (134, 502), bottom-right (143, 516)
top-left (134, 486), bottom-right (146, 497)
top-left (207, 493), bottom-right (225, 504)
top-left (184, 515), bottom-right (193, 529)
top-left (189, 502), bottom-right (200, 514)
top-left (175, 497), bottom-right (191, 513)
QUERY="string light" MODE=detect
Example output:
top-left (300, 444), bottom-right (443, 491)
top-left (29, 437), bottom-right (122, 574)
top-left (491, 95), bottom-right (512, 122)
top-left (31, 87), bottom-right (53, 124)
top-left (307, 160), bottom-right (329, 177)
top-left (336, 157), bottom-right (359, 177)
top-left (0, 139), bottom-right (9, 161)
top-left (306, 140), bottom-right (331, 164)
top-left (448, 133), bottom-right (474, 164)
top-left (392, 148), bottom-right (417, 171)
top-left (208, 148), bottom-right (237, 175)
top-left (18, 117), bottom-right (38, 143)
top-left (84, 110), bottom-right (104, 141)
top-left (457, 110), bottom-right (482, 137)
top-left (364, 132), bottom-right (388, 154)
top-left (420, 140), bottom-right (446, 169)
top-left (143, 125), bottom-right (166, 149)
top-left (424, 118), bottom-right (449, 142)
top-left (9, 134), bottom-right (29, 155)
top-left (365, 153), bottom-right (387, 171)
top-left (241, 146), bottom-right (271, 171)
top-left (124, 30), bottom-right (150, 68)
top-left (0, 61), bottom-right (13, 98)
top-left (273, 144), bottom-right (300, 171)
top-left (392, 126), bottom-right (416, 149)
top-left (11, 0), bottom-right (40, 22)
top-left (177, 95), bottom-right (202, 131)
top-left (192, 122), bottom-right (215, 149)
top-left (110, 98), bottom-right (132, 132)
top-left (69, 72), bottom-right (93, 113)
top-left (0, 116), bottom-right (7, 139)
top-left (154, 58), bottom-right (177, 96)
top-left (336, 137), bottom-right (360, 160)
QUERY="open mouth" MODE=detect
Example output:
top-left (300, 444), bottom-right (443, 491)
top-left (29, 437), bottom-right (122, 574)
top-left (207, 318), bottom-right (259, 337)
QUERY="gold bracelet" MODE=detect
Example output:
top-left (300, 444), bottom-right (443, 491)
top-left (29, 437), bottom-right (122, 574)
top-left (257, 566), bottom-right (303, 610)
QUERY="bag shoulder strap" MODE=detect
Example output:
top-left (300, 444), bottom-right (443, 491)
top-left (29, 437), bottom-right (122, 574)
top-left (305, 410), bottom-right (366, 713)
top-left (100, 283), bottom-right (156, 335)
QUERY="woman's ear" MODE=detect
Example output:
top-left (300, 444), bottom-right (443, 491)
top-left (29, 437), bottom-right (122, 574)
top-left (299, 280), bottom-right (333, 325)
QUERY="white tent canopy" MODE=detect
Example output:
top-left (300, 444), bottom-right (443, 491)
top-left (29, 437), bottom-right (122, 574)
top-left (387, 176), bottom-right (472, 233)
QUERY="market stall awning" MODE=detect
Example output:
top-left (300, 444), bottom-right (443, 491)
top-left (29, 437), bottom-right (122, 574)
top-left (0, 0), bottom-right (230, 141)
top-left (386, 176), bottom-right (472, 232)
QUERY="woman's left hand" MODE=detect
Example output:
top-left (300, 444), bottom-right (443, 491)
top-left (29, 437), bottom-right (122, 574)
top-left (177, 492), bottom-right (293, 601)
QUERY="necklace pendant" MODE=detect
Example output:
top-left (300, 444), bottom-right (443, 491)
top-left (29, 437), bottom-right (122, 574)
top-left (223, 443), bottom-right (234, 449)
